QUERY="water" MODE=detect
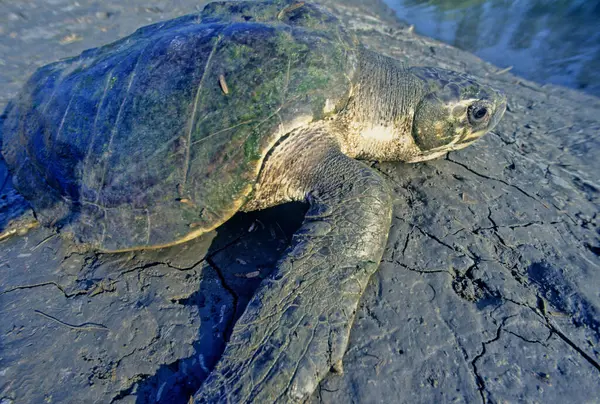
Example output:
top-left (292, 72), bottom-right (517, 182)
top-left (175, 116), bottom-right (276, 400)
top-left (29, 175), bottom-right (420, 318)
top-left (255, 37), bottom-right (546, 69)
top-left (383, 0), bottom-right (600, 97)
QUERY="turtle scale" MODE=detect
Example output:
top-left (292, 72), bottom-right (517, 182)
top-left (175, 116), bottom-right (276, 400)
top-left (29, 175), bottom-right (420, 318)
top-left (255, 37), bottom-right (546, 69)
top-left (1, 0), bottom-right (358, 251)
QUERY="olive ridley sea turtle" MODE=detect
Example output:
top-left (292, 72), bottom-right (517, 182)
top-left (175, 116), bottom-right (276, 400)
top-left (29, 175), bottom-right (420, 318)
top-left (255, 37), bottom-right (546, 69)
top-left (0, 0), bottom-right (506, 402)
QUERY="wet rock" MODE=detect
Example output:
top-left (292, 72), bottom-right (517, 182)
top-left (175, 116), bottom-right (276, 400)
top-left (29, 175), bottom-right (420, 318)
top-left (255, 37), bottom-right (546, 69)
top-left (1, 0), bottom-right (599, 403)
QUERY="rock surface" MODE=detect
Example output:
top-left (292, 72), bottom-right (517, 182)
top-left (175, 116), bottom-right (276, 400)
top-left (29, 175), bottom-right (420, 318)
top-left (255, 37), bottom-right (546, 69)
top-left (1, 1), bottom-right (599, 403)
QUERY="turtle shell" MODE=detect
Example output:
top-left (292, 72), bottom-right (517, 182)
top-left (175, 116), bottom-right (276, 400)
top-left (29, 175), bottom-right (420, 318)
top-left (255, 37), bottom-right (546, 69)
top-left (0, 0), bottom-right (357, 251)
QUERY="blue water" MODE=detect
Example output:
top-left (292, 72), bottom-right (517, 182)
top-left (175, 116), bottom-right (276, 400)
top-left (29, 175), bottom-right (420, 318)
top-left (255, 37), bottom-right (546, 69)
top-left (383, 0), bottom-right (600, 97)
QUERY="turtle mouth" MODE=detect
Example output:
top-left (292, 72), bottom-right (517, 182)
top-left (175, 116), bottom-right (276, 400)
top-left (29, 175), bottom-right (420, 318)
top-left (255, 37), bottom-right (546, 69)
top-left (456, 128), bottom-right (487, 145)
top-left (451, 139), bottom-right (477, 150)
top-left (404, 149), bottom-right (449, 163)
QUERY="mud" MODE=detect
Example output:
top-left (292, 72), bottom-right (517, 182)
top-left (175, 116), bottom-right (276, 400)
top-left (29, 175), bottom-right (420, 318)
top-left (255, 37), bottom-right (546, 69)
top-left (1, 1), bottom-right (599, 403)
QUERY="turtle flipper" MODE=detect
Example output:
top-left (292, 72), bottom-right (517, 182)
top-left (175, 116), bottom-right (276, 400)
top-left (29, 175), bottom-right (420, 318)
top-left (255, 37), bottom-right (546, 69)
top-left (0, 216), bottom-right (39, 241)
top-left (194, 150), bottom-right (393, 403)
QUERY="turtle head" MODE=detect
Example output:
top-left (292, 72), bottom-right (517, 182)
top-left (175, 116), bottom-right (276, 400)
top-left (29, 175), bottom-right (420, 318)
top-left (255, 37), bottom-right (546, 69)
top-left (406, 66), bottom-right (507, 162)
top-left (341, 50), bottom-right (506, 162)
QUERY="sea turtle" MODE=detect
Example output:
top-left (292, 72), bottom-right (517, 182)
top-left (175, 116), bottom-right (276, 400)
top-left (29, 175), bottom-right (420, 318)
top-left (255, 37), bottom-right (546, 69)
top-left (0, 0), bottom-right (506, 402)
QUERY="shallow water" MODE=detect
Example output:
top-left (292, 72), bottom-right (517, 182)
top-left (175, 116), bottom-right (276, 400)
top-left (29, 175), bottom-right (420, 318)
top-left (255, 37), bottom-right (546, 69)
top-left (384, 0), bottom-right (600, 97)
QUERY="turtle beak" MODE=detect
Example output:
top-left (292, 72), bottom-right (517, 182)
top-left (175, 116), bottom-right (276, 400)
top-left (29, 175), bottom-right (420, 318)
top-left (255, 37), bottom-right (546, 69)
top-left (490, 92), bottom-right (507, 130)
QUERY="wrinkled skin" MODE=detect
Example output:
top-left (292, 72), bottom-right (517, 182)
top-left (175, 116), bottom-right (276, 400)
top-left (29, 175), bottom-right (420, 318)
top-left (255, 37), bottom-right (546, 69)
top-left (0, 1), bottom-right (506, 402)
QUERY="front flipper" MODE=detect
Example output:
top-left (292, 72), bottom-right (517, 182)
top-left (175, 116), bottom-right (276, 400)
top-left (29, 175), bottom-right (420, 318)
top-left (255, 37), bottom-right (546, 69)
top-left (194, 136), bottom-right (393, 403)
top-left (0, 216), bottom-right (39, 241)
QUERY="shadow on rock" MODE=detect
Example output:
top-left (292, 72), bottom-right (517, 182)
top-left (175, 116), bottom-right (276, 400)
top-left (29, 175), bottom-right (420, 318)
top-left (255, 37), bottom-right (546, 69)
top-left (117, 202), bottom-right (307, 404)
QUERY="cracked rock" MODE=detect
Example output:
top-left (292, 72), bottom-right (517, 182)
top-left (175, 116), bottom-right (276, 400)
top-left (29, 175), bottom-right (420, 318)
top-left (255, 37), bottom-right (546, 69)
top-left (1, 0), bottom-right (599, 403)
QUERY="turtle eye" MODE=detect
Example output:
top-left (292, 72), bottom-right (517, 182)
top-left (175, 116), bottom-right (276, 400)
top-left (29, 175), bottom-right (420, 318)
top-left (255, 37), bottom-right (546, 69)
top-left (468, 104), bottom-right (488, 124)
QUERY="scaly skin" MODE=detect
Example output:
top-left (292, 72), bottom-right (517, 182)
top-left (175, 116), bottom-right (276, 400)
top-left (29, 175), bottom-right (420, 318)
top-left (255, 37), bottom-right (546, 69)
top-left (195, 130), bottom-right (392, 403)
